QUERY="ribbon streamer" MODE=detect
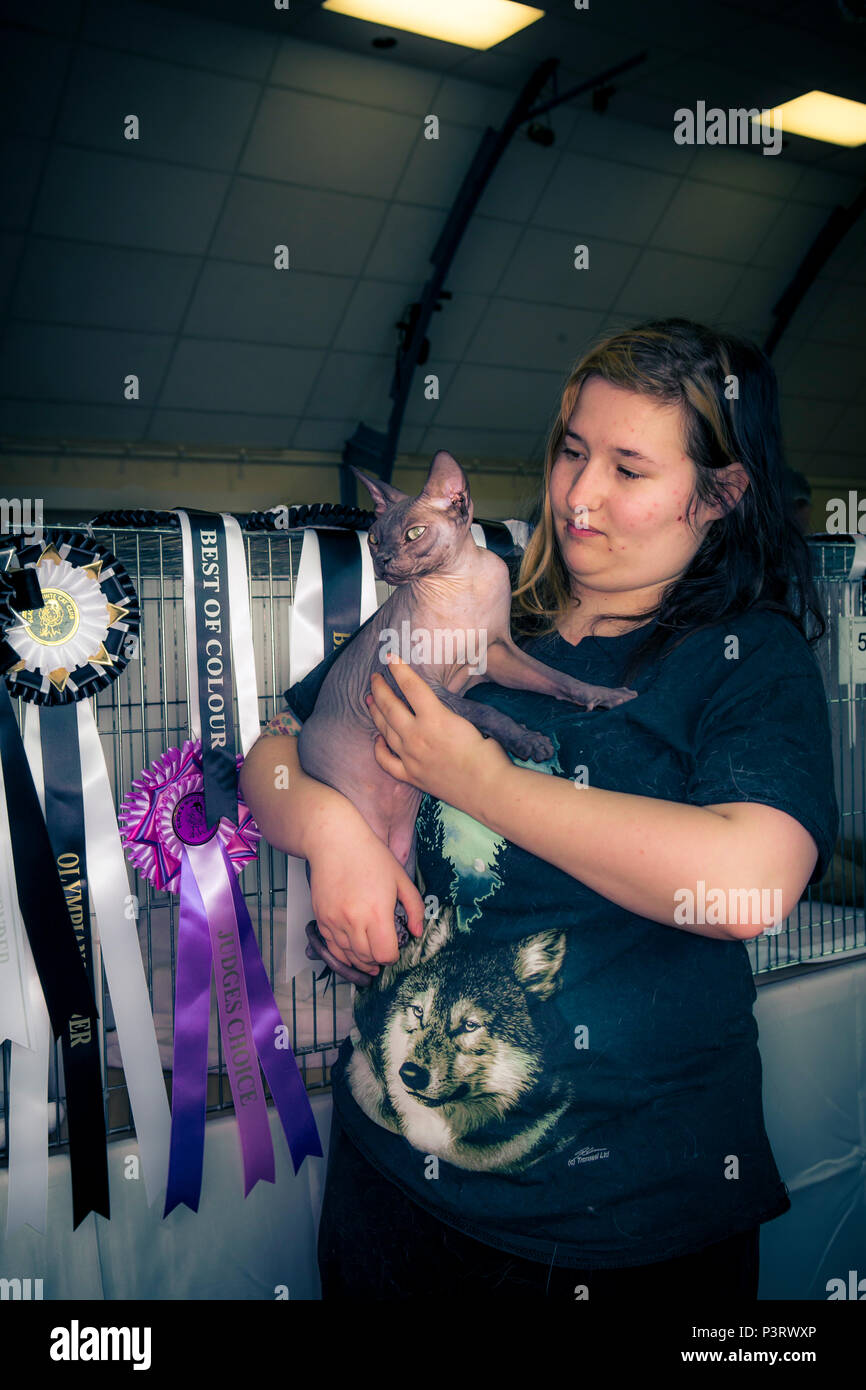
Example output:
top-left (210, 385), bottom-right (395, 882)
top-left (31, 703), bottom-right (109, 1227)
top-left (120, 740), bottom-right (321, 1214)
top-left (0, 742), bottom-right (51, 1234)
top-left (75, 701), bottom-right (171, 1207)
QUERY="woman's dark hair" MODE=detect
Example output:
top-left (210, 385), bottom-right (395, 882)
top-left (511, 317), bottom-right (826, 684)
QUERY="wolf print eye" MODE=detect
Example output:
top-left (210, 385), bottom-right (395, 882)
top-left (406, 525), bottom-right (426, 541)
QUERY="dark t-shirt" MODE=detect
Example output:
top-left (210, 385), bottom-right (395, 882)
top-left (283, 609), bottom-right (839, 1269)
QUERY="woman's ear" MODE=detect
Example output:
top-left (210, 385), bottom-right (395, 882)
top-left (708, 462), bottom-right (750, 519)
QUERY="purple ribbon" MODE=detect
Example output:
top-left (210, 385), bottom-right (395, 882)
top-left (165, 852), bottom-right (212, 1216)
top-left (164, 839), bottom-right (322, 1215)
top-left (225, 842), bottom-right (323, 1173)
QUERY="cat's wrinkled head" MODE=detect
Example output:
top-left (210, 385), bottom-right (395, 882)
top-left (351, 450), bottom-right (474, 584)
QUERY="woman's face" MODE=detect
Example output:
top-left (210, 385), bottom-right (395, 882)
top-left (549, 376), bottom-right (738, 611)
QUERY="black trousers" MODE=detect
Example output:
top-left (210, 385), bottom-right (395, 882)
top-left (317, 1106), bottom-right (761, 1300)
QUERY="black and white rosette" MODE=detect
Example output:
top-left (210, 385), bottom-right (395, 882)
top-left (0, 533), bottom-right (170, 1232)
top-left (283, 514), bottom-right (532, 983)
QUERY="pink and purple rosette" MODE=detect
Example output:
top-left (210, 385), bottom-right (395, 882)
top-left (120, 740), bottom-right (322, 1216)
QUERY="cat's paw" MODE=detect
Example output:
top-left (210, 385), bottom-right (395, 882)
top-left (508, 727), bottom-right (554, 762)
top-left (563, 680), bottom-right (637, 710)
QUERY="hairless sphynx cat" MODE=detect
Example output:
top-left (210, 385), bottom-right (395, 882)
top-left (296, 451), bottom-right (637, 986)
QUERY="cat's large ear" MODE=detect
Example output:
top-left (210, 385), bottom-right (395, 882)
top-left (419, 450), bottom-right (471, 520)
top-left (350, 465), bottom-right (409, 516)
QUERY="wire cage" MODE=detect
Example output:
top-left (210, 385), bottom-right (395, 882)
top-left (0, 526), bottom-right (864, 1160)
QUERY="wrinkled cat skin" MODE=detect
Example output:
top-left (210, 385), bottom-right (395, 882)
top-left (299, 450), bottom-right (637, 985)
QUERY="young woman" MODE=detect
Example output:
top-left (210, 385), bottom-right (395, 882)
top-left (240, 318), bottom-right (839, 1301)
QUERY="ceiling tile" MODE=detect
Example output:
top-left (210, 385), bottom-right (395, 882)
top-left (0, 138), bottom-right (48, 232)
top-left (331, 279), bottom-right (416, 355)
top-left (613, 248), bottom-right (742, 321)
top-left (146, 409), bottom-right (299, 447)
top-left (394, 123), bottom-right (485, 209)
top-left (159, 339), bottom-right (324, 413)
top-left (184, 261), bottom-right (354, 346)
top-left (651, 181), bottom-right (782, 262)
top-left (464, 300), bottom-right (603, 370)
top-left (787, 166), bottom-right (864, 210)
top-left (686, 147), bottom-right (803, 200)
top-left (0, 233), bottom-right (24, 315)
top-left (428, 362), bottom-right (566, 430)
top-left (58, 47), bottom-right (261, 170)
top-left (302, 350), bottom-right (393, 420)
top-left (211, 177), bottom-right (385, 274)
top-left (417, 424), bottom-right (543, 461)
top-left (825, 404), bottom-right (866, 454)
top-left (11, 239), bottom-right (197, 332)
top-left (402, 362), bottom-right (460, 426)
top-left (475, 137), bottom-right (563, 224)
top-left (240, 86), bottom-right (418, 199)
top-left (433, 74), bottom-right (515, 129)
top-left (751, 199), bottom-right (837, 271)
top-left (776, 340), bottom-right (866, 402)
top-left (533, 150), bottom-right (679, 242)
top-left (271, 37), bottom-right (440, 115)
top-left (0, 322), bottom-right (174, 403)
top-left (0, 401), bottom-right (149, 439)
top-left (32, 147), bottom-right (229, 253)
top-left (716, 264), bottom-right (791, 335)
top-left (0, 29), bottom-right (70, 139)
top-left (364, 203), bottom-right (445, 282)
top-left (84, 0), bottom-right (275, 78)
top-left (565, 107), bottom-right (697, 177)
top-left (807, 282), bottom-right (866, 347)
top-left (425, 291), bottom-right (490, 361)
top-left (780, 396), bottom-right (845, 452)
top-left (501, 229), bottom-right (640, 309)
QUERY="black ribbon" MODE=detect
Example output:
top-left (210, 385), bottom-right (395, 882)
top-left (317, 528), bottom-right (362, 655)
top-left (185, 512), bottom-right (238, 831)
top-left (0, 686), bottom-right (96, 1034)
top-left (40, 703), bottom-right (110, 1226)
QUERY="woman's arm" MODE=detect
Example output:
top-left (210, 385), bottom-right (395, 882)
top-left (467, 765), bottom-right (817, 942)
top-left (366, 657), bottom-right (820, 944)
top-left (239, 710), bottom-right (344, 860)
top-left (239, 713), bottom-right (426, 973)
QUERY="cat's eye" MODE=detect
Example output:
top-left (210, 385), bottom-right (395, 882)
top-left (368, 534), bottom-right (378, 546)
top-left (406, 525), bottom-right (426, 541)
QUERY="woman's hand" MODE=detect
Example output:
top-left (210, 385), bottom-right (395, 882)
top-left (365, 654), bottom-right (511, 809)
top-left (307, 817), bottom-right (426, 977)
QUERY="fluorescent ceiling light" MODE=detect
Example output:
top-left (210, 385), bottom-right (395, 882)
top-left (321, 0), bottom-right (545, 50)
top-left (752, 90), bottom-right (866, 147)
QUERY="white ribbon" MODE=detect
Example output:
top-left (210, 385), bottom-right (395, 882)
top-left (76, 699), bottom-right (171, 1206)
top-left (0, 750), bottom-right (33, 1051)
top-left (1, 736), bottom-right (52, 1234)
top-left (176, 510), bottom-right (201, 741)
top-left (847, 534), bottom-right (866, 584)
top-left (284, 529), bottom-right (379, 982)
top-left (221, 514), bottom-right (260, 757)
top-left (5, 709), bottom-right (53, 1234)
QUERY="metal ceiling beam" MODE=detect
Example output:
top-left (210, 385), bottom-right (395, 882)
top-left (340, 49), bottom-right (648, 501)
top-left (764, 181), bottom-right (866, 358)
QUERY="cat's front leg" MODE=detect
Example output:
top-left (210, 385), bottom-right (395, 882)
top-left (483, 640), bottom-right (636, 709)
top-left (434, 686), bottom-right (553, 763)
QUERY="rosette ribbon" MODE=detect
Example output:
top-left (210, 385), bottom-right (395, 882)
top-left (120, 741), bottom-right (322, 1215)
top-left (1, 534), bottom-right (169, 1231)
